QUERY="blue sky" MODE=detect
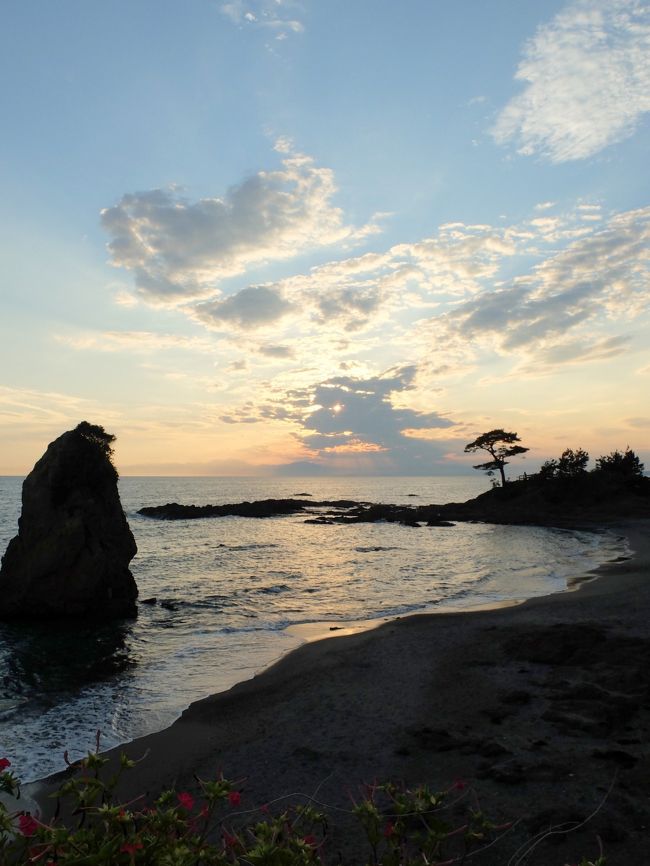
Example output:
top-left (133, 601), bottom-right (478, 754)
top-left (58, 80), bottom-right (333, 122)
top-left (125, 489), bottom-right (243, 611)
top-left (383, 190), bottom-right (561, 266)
top-left (1, 0), bottom-right (649, 475)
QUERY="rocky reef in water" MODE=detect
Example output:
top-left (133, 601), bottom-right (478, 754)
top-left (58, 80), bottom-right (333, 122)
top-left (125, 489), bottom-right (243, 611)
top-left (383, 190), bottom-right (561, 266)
top-left (138, 470), bottom-right (650, 528)
top-left (138, 498), bottom-right (454, 526)
top-left (138, 498), bottom-right (360, 520)
top-left (0, 422), bottom-right (138, 620)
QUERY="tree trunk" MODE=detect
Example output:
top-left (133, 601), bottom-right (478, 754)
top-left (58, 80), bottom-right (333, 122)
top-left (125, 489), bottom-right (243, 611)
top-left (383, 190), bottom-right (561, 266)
top-left (498, 462), bottom-right (507, 486)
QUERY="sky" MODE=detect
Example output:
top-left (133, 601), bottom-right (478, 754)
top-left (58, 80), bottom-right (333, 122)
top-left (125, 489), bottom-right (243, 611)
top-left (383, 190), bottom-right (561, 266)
top-left (1, 0), bottom-right (649, 477)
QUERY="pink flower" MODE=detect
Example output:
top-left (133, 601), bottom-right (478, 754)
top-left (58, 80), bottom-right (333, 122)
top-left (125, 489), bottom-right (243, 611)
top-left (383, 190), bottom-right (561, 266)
top-left (383, 821), bottom-right (395, 838)
top-left (223, 831), bottom-right (238, 848)
top-left (177, 791), bottom-right (194, 811)
top-left (120, 841), bottom-right (143, 855)
top-left (452, 778), bottom-right (466, 791)
top-left (0, 758), bottom-right (10, 771)
top-left (18, 814), bottom-right (39, 837)
top-left (199, 804), bottom-right (210, 819)
top-left (228, 790), bottom-right (241, 807)
top-left (303, 835), bottom-right (317, 847)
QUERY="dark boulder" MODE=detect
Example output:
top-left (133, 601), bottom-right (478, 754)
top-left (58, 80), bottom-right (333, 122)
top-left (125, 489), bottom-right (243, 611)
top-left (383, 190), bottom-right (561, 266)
top-left (0, 422), bottom-right (138, 620)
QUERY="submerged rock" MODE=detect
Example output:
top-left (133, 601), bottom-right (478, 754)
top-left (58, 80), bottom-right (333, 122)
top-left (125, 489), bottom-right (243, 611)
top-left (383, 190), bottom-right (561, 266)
top-left (0, 422), bottom-right (138, 620)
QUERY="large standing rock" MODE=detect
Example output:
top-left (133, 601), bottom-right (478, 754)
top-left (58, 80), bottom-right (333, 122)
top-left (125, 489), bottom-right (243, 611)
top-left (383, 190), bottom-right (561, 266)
top-left (0, 422), bottom-right (138, 619)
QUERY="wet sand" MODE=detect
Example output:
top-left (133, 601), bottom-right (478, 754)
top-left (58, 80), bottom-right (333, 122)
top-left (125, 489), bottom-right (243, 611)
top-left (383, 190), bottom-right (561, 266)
top-left (30, 519), bottom-right (650, 865)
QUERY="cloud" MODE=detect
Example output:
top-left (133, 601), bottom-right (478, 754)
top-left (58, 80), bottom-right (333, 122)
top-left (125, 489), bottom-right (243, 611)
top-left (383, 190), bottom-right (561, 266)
top-left (239, 221), bottom-right (530, 339)
top-left (191, 286), bottom-right (293, 329)
top-left (493, 0), bottom-right (650, 162)
top-left (101, 146), bottom-right (375, 304)
top-left (107, 154), bottom-right (612, 352)
top-left (310, 284), bottom-right (385, 332)
top-left (0, 386), bottom-right (123, 452)
top-left (220, 412), bottom-right (261, 425)
top-left (258, 344), bottom-right (294, 358)
top-left (513, 335), bottom-right (632, 376)
top-left (220, 0), bottom-right (304, 39)
top-left (121, 456), bottom-right (273, 475)
top-left (96, 187), bottom-right (649, 402)
top-left (225, 366), bottom-right (459, 474)
top-left (56, 331), bottom-right (216, 354)
top-left (435, 206), bottom-right (650, 364)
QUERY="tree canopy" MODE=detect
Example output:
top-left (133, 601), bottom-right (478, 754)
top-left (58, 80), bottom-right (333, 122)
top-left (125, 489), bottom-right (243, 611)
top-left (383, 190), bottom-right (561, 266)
top-left (540, 447), bottom-right (589, 480)
top-left (595, 447), bottom-right (645, 478)
top-left (464, 429), bottom-right (529, 487)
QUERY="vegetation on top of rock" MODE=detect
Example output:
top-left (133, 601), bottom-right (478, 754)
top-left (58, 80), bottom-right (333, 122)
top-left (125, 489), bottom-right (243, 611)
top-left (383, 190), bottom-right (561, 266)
top-left (442, 445), bottom-right (649, 524)
top-left (537, 446), bottom-right (644, 485)
top-left (595, 447), bottom-right (645, 478)
top-left (540, 448), bottom-right (590, 480)
top-left (73, 421), bottom-right (119, 481)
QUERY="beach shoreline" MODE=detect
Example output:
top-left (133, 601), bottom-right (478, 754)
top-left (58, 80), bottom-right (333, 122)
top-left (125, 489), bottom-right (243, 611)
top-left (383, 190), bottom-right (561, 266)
top-left (285, 521), bottom-right (629, 643)
top-left (27, 517), bottom-right (650, 864)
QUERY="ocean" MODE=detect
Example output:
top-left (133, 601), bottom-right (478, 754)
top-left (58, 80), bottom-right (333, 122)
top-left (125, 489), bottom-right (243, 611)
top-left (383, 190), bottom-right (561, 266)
top-left (0, 475), bottom-right (628, 782)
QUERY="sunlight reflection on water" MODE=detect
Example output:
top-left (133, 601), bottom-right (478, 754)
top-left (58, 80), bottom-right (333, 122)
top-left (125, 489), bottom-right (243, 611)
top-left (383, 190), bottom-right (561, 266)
top-left (0, 476), bottom-right (627, 780)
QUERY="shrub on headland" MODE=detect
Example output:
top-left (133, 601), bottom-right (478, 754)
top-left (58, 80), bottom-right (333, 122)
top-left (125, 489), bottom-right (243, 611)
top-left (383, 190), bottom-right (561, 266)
top-left (539, 448), bottom-right (590, 481)
top-left (531, 447), bottom-right (648, 510)
top-left (0, 748), bottom-right (605, 866)
top-left (539, 447), bottom-right (644, 483)
top-left (595, 447), bottom-right (645, 479)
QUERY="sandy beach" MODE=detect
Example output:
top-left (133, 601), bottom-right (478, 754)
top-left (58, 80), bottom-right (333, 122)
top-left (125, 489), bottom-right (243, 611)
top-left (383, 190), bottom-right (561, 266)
top-left (31, 519), bottom-right (650, 865)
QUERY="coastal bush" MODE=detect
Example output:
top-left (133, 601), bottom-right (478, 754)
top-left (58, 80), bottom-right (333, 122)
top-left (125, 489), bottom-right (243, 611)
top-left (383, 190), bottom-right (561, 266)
top-left (595, 447), bottom-right (644, 478)
top-left (0, 747), bottom-right (607, 866)
top-left (540, 449), bottom-right (590, 480)
top-left (537, 446), bottom-right (645, 484)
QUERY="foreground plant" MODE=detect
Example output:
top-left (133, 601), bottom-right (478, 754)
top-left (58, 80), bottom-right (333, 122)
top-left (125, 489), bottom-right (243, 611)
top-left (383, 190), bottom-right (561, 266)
top-left (0, 743), bottom-right (604, 865)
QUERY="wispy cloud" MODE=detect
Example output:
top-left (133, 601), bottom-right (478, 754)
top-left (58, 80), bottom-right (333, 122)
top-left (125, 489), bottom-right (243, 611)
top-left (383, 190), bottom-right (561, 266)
top-left (220, 0), bottom-right (305, 40)
top-left (219, 221), bottom-right (527, 337)
top-left (94, 145), bottom-right (650, 407)
top-left (56, 331), bottom-right (217, 354)
top-left (513, 335), bottom-right (632, 377)
top-left (0, 386), bottom-right (122, 432)
top-left (432, 206), bottom-right (650, 372)
top-left (98, 170), bottom-right (650, 384)
top-left (493, 0), bottom-right (650, 162)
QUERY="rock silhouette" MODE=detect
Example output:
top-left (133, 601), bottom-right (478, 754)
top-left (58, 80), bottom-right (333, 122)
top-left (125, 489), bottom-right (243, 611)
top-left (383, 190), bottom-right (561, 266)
top-left (0, 422), bottom-right (138, 619)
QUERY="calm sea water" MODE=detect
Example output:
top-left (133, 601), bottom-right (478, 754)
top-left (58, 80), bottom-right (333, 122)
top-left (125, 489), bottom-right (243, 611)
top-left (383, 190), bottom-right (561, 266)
top-left (0, 475), bottom-right (627, 781)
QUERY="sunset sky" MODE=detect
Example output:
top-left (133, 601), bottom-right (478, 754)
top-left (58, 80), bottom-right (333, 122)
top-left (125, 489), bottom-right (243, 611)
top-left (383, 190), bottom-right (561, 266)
top-left (1, 0), bottom-right (649, 476)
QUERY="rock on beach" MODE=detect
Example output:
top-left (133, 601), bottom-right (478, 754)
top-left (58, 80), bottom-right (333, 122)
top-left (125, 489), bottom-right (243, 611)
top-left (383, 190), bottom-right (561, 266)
top-left (0, 422), bottom-right (138, 620)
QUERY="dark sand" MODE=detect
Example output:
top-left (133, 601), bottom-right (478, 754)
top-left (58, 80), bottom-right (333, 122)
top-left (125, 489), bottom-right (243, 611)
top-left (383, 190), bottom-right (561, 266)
top-left (31, 520), bottom-right (650, 864)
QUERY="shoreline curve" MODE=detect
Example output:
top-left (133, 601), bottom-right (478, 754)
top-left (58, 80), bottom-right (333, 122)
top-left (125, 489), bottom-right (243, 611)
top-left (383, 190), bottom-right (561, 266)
top-left (27, 518), bottom-right (650, 864)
